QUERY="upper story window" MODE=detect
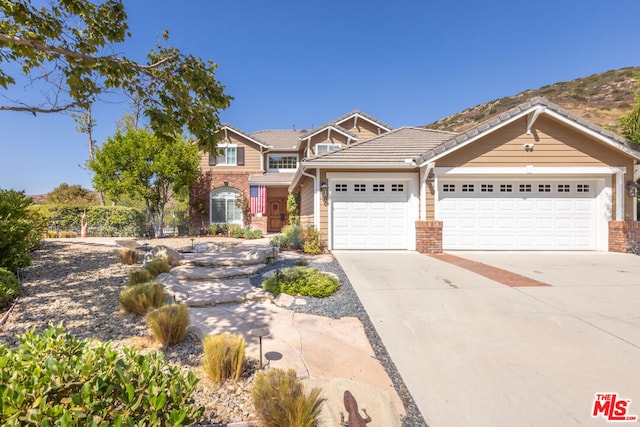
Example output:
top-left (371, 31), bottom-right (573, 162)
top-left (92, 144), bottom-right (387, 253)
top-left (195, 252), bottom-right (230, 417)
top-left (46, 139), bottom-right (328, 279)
top-left (268, 154), bottom-right (298, 171)
top-left (315, 143), bottom-right (341, 155)
top-left (210, 144), bottom-right (245, 166)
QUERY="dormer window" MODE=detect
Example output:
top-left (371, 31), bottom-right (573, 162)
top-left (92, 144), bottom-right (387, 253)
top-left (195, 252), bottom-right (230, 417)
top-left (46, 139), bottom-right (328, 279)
top-left (315, 143), bottom-right (341, 155)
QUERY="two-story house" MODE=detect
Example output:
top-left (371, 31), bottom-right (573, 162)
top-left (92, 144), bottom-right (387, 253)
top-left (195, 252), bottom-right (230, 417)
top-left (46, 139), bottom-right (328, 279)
top-left (189, 111), bottom-right (392, 234)
top-left (191, 99), bottom-right (640, 253)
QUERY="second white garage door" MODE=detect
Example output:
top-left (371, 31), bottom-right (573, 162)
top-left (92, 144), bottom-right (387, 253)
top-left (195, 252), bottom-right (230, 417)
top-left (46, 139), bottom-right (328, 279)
top-left (437, 179), bottom-right (598, 250)
top-left (332, 181), bottom-right (409, 249)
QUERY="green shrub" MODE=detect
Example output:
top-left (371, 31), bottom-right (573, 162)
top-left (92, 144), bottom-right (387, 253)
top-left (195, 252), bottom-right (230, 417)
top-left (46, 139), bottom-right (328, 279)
top-left (229, 223), bottom-right (244, 238)
top-left (281, 224), bottom-right (304, 250)
top-left (252, 368), bottom-right (322, 427)
top-left (202, 333), bottom-right (246, 384)
top-left (244, 229), bottom-right (263, 239)
top-left (302, 227), bottom-right (322, 255)
top-left (0, 268), bottom-right (19, 308)
top-left (58, 230), bottom-right (78, 238)
top-left (0, 324), bottom-right (203, 425)
top-left (294, 259), bottom-right (309, 266)
top-left (129, 268), bottom-right (153, 285)
top-left (144, 257), bottom-right (170, 278)
top-left (269, 234), bottom-right (286, 248)
top-left (33, 204), bottom-right (146, 237)
top-left (209, 223), bottom-right (229, 236)
top-left (262, 267), bottom-right (339, 297)
top-left (119, 282), bottom-right (166, 315)
top-left (0, 189), bottom-right (45, 272)
top-left (117, 248), bottom-right (139, 265)
top-left (145, 303), bottom-right (190, 347)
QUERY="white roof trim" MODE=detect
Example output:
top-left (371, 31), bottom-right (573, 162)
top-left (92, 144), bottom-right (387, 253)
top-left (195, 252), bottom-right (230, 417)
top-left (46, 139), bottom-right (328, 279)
top-left (300, 161), bottom-right (415, 169)
top-left (336, 112), bottom-right (392, 133)
top-left (434, 166), bottom-right (626, 176)
top-left (420, 106), bottom-right (640, 166)
top-left (300, 125), bottom-right (355, 142)
top-left (220, 125), bottom-right (270, 149)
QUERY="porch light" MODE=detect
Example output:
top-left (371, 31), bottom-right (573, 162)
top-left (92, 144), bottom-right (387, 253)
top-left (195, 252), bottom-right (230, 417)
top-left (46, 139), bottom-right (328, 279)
top-left (626, 181), bottom-right (640, 197)
top-left (320, 182), bottom-right (329, 204)
top-left (426, 172), bottom-right (436, 181)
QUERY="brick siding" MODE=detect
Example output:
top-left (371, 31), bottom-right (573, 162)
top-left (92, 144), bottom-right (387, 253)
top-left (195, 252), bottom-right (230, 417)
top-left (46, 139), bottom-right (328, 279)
top-left (608, 220), bottom-right (640, 252)
top-left (416, 221), bottom-right (443, 254)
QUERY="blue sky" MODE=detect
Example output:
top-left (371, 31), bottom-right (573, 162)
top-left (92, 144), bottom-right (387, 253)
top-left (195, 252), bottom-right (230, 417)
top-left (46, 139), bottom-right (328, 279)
top-left (1, 0), bottom-right (639, 195)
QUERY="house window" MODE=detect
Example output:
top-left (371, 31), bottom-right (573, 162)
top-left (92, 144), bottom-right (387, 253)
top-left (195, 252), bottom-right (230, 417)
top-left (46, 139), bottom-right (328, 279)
top-left (211, 188), bottom-right (243, 224)
top-left (500, 184), bottom-right (512, 192)
top-left (391, 184), bottom-right (404, 192)
top-left (315, 143), bottom-right (341, 155)
top-left (557, 184), bottom-right (570, 192)
top-left (373, 184), bottom-right (385, 192)
top-left (268, 155), bottom-right (297, 171)
top-left (216, 145), bottom-right (237, 166)
top-left (443, 184), bottom-right (456, 192)
top-left (335, 184), bottom-right (347, 192)
top-left (354, 184), bottom-right (366, 192)
top-left (462, 184), bottom-right (474, 192)
top-left (519, 184), bottom-right (532, 192)
top-left (577, 184), bottom-right (590, 192)
top-left (538, 184), bottom-right (551, 192)
top-left (481, 184), bottom-right (494, 192)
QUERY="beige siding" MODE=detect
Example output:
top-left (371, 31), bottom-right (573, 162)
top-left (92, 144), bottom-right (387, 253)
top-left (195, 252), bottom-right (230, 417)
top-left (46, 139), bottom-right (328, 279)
top-left (307, 130), bottom-right (350, 156)
top-left (299, 176), bottom-right (315, 217)
top-left (339, 117), bottom-right (386, 140)
top-left (199, 132), bottom-right (262, 173)
top-left (438, 115), bottom-right (637, 220)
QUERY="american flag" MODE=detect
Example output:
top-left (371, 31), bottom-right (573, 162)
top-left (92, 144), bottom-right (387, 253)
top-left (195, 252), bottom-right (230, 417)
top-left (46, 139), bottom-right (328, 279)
top-left (250, 185), bottom-right (267, 214)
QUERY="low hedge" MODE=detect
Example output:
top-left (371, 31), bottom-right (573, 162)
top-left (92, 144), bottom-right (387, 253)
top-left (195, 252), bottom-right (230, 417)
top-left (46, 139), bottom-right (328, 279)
top-left (33, 205), bottom-right (146, 237)
top-left (0, 268), bottom-right (19, 308)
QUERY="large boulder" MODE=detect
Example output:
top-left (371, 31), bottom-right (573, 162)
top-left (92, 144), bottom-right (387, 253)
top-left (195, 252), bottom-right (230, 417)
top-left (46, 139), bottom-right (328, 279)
top-left (194, 242), bottom-right (220, 253)
top-left (245, 247), bottom-right (278, 264)
top-left (155, 273), bottom-right (188, 302)
top-left (152, 245), bottom-right (184, 266)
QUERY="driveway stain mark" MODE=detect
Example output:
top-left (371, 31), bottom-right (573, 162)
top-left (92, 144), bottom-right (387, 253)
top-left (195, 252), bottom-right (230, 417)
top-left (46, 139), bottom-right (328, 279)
top-left (443, 278), bottom-right (458, 289)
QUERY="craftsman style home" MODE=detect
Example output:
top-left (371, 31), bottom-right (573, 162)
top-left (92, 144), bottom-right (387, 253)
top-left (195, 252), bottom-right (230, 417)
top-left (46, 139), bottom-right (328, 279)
top-left (190, 97), bottom-right (640, 252)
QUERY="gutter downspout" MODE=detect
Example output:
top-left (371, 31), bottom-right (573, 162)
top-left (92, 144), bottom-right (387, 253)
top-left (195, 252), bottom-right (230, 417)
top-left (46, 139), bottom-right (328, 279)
top-left (300, 166), bottom-right (320, 230)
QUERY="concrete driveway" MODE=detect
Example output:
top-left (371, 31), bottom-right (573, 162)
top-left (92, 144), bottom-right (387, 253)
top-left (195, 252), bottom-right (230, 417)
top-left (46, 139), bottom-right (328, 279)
top-left (333, 251), bottom-right (640, 427)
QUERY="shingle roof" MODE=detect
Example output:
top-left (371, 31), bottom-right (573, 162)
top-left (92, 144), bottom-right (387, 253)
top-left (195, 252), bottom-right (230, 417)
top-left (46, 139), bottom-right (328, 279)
top-left (416, 97), bottom-right (640, 164)
top-left (303, 127), bottom-right (456, 165)
top-left (299, 123), bottom-right (357, 141)
top-left (248, 173), bottom-right (296, 185)
top-left (219, 123), bottom-right (269, 147)
top-left (250, 129), bottom-right (304, 150)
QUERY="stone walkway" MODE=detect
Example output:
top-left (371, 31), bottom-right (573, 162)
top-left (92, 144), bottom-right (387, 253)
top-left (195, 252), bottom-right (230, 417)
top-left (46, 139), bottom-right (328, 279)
top-left (157, 240), bottom-right (403, 426)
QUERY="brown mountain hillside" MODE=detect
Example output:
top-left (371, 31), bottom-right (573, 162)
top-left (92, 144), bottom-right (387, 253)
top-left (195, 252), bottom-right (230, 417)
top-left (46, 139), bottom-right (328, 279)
top-left (426, 66), bottom-right (640, 133)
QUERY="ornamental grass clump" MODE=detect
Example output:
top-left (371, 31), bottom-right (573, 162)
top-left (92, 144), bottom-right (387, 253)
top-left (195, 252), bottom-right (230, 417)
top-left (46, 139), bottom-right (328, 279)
top-left (144, 257), bottom-right (170, 278)
top-left (0, 324), bottom-right (203, 426)
top-left (252, 368), bottom-right (322, 427)
top-left (201, 333), bottom-right (246, 384)
top-left (119, 282), bottom-right (166, 315)
top-left (262, 267), bottom-right (339, 297)
top-left (117, 248), bottom-right (139, 265)
top-left (145, 303), bottom-right (190, 347)
top-left (129, 267), bottom-right (152, 285)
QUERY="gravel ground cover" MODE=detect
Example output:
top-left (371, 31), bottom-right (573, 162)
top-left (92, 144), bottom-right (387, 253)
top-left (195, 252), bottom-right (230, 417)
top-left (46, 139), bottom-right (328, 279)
top-left (0, 237), bottom-right (426, 426)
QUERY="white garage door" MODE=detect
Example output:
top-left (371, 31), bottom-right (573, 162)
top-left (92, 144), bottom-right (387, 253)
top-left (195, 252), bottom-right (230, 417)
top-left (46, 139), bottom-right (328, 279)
top-left (332, 181), bottom-right (409, 249)
top-left (438, 180), bottom-right (597, 250)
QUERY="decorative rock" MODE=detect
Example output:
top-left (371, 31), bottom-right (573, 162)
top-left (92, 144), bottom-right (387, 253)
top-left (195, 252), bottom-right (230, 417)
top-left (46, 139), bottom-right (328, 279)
top-left (152, 245), bottom-right (184, 265)
top-left (155, 273), bottom-right (189, 302)
top-left (245, 247), bottom-right (278, 264)
top-left (195, 242), bottom-right (220, 253)
top-left (274, 293), bottom-right (295, 308)
top-left (295, 298), bottom-right (307, 306)
top-left (322, 271), bottom-right (340, 282)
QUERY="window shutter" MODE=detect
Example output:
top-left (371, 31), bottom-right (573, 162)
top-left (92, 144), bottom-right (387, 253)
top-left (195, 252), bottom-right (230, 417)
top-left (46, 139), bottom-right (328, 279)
top-left (237, 147), bottom-right (245, 166)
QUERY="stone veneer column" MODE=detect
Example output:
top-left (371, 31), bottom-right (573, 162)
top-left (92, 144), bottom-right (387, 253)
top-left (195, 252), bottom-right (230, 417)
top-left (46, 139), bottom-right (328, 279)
top-left (415, 221), bottom-right (443, 254)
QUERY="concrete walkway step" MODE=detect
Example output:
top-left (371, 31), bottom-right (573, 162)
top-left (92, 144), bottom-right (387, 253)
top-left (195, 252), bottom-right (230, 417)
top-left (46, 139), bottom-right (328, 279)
top-left (180, 277), bottom-right (272, 307)
top-left (171, 264), bottom-right (265, 281)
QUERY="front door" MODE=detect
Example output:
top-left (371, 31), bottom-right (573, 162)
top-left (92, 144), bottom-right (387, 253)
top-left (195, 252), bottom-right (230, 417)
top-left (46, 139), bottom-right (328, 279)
top-left (268, 199), bottom-right (286, 232)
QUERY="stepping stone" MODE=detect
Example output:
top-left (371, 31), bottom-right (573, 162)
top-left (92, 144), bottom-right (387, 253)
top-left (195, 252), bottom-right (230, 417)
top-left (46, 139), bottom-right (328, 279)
top-left (170, 264), bottom-right (264, 280)
top-left (177, 247), bottom-right (278, 267)
top-left (180, 277), bottom-right (272, 306)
